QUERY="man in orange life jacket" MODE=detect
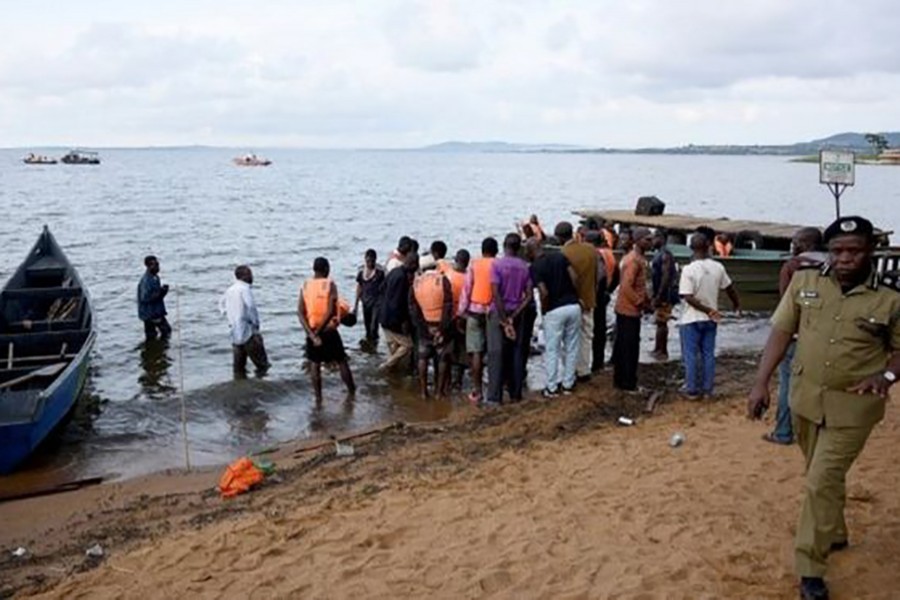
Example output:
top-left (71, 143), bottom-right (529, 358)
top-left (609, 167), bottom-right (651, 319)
top-left (459, 237), bottom-right (499, 403)
top-left (586, 230), bottom-right (619, 371)
top-left (443, 249), bottom-right (470, 395)
top-left (411, 265), bottom-right (454, 398)
top-left (297, 257), bottom-right (356, 403)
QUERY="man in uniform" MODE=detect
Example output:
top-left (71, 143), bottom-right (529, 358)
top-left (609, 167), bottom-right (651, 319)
top-left (748, 216), bottom-right (900, 600)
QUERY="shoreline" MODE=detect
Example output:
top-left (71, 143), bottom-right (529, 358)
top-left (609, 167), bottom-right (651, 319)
top-left (3, 353), bottom-right (900, 598)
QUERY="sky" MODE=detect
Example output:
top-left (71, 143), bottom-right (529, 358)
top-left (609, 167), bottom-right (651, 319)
top-left (1, 0), bottom-right (898, 148)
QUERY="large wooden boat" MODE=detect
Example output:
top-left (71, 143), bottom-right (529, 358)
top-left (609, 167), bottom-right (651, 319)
top-left (0, 227), bottom-right (96, 474)
top-left (575, 208), bottom-right (900, 311)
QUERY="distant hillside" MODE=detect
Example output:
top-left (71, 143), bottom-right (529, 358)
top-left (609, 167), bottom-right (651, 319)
top-left (418, 133), bottom-right (900, 156)
top-left (421, 141), bottom-right (583, 153)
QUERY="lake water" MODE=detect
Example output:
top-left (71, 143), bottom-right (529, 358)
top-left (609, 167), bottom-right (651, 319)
top-left (1, 149), bottom-right (897, 487)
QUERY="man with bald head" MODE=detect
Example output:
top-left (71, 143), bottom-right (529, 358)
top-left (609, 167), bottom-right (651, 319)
top-left (220, 265), bottom-right (270, 377)
top-left (764, 227), bottom-right (827, 444)
top-left (612, 227), bottom-right (653, 390)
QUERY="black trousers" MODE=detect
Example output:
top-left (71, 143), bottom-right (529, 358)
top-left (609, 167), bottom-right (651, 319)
top-left (362, 303), bottom-right (380, 342)
top-left (233, 334), bottom-right (271, 375)
top-left (486, 311), bottom-right (529, 403)
top-left (612, 313), bottom-right (641, 390)
top-left (592, 295), bottom-right (609, 371)
top-left (143, 317), bottom-right (172, 341)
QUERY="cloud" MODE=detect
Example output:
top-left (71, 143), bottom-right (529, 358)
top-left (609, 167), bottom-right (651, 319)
top-left (0, 0), bottom-right (899, 147)
top-left (383, 0), bottom-right (487, 72)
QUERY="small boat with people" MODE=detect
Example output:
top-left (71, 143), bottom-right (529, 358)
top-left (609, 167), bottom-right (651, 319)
top-left (60, 150), bottom-right (101, 165)
top-left (0, 226), bottom-right (96, 474)
top-left (575, 197), bottom-right (900, 311)
top-left (233, 153), bottom-right (272, 167)
top-left (22, 153), bottom-right (58, 165)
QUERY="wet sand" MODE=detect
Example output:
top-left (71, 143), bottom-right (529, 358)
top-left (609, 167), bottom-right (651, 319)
top-left (3, 355), bottom-right (899, 599)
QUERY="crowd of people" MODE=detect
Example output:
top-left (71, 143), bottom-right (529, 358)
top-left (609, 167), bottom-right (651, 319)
top-left (136, 215), bottom-right (747, 405)
top-left (135, 213), bottom-right (900, 599)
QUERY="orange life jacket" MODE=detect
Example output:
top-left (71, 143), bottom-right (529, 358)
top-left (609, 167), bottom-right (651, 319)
top-left (446, 269), bottom-right (465, 316)
top-left (436, 260), bottom-right (453, 275)
top-left (218, 457), bottom-right (264, 499)
top-left (303, 278), bottom-right (334, 330)
top-left (602, 228), bottom-right (617, 251)
top-left (470, 257), bottom-right (494, 306)
top-left (598, 247), bottom-right (617, 281)
top-left (714, 238), bottom-right (734, 257)
top-left (414, 271), bottom-right (446, 323)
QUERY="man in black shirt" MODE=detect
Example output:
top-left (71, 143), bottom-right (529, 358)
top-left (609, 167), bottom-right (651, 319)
top-left (526, 240), bottom-right (582, 397)
top-left (378, 254), bottom-right (418, 371)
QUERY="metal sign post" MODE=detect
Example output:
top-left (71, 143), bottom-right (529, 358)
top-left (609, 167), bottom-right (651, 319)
top-left (819, 150), bottom-right (855, 218)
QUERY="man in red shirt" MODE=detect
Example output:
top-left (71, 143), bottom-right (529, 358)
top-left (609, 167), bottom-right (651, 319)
top-left (612, 228), bottom-right (653, 390)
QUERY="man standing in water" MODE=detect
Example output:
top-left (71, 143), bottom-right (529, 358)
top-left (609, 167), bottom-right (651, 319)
top-left (298, 257), bottom-right (356, 403)
top-left (410, 265), bottom-right (454, 398)
top-left (220, 265), bottom-right (270, 377)
top-left (459, 237), bottom-right (498, 403)
top-left (763, 227), bottom-right (827, 445)
top-left (486, 233), bottom-right (533, 404)
top-left (650, 229), bottom-right (679, 360)
top-left (612, 228), bottom-right (652, 391)
top-left (678, 232), bottom-right (740, 398)
top-left (354, 249), bottom-right (385, 350)
top-left (749, 216), bottom-right (900, 600)
top-left (137, 255), bottom-right (172, 341)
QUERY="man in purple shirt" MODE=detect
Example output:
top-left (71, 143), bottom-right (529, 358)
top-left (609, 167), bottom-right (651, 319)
top-left (486, 233), bottom-right (534, 404)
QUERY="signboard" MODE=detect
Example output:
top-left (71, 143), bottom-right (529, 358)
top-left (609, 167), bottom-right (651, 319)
top-left (819, 150), bottom-right (855, 186)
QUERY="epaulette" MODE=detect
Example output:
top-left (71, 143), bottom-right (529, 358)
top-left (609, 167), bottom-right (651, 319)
top-left (878, 272), bottom-right (900, 293)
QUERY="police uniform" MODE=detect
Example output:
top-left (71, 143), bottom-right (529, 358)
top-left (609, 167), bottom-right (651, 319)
top-left (770, 216), bottom-right (900, 579)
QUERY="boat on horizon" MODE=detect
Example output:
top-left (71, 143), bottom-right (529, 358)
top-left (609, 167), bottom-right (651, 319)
top-left (22, 153), bottom-right (58, 165)
top-left (0, 227), bottom-right (96, 475)
top-left (60, 150), bottom-right (100, 165)
top-left (233, 153), bottom-right (271, 167)
top-left (575, 202), bottom-right (900, 311)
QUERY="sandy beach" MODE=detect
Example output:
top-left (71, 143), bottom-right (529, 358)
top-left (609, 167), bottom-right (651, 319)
top-left (2, 354), bottom-right (899, 599)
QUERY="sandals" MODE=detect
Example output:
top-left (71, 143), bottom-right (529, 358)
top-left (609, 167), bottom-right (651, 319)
top-left (467, 391), bottom-right (482, 405)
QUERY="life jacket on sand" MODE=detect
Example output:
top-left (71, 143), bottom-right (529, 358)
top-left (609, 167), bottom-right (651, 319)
top-left (219, 457), bottom-right (265, 498)
top-left (303, 278), bottom-right (335, 330)
top-left (414, 271), bottom-right (446, 323)
top-left (446, 269), bottom-right (465, 317)
top-left (714, 237), bottom-right (734, 257)
top-left (469, 258), bottom-right (494, 306)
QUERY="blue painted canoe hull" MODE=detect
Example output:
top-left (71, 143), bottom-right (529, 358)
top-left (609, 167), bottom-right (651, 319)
top-left (0, 332), bottom-right (95, 474)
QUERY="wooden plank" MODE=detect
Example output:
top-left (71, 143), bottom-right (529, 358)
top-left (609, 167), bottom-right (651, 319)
top-left (0, 476), bottom-right (104, 504)
top-left (1, 287), bottom-right (82, 301)
top-left (574, 209), bottom-right (806, 240)
top-left (6, 343), bottom-right (11, 370)
top-left (1, 353), bottom-right (78, 366)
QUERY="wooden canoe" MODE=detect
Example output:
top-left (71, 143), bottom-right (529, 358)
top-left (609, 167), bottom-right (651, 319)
top-left (0, 226), bottom-right (96, 474)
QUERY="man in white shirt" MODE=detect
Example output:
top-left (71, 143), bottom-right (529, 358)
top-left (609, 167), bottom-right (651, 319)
top-left (678, 232), bottom-right (741, 398)
top-left (219, 265), bottom-right (270, 377)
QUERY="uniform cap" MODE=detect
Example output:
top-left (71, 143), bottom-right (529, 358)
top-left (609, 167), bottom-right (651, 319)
top-left (823, 216), bottom-right (874, 243)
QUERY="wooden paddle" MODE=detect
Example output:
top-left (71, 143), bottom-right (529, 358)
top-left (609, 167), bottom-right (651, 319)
top-left (0, 362), bottom-right (67, 391)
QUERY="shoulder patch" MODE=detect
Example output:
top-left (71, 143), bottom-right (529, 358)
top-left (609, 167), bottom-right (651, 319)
top-left (879, 271), bottom-right (900, 293)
